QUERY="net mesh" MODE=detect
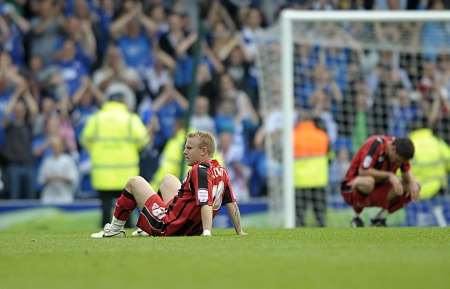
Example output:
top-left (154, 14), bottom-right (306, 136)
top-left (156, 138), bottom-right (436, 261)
top-left (256, 18), bottom-right (450, 227)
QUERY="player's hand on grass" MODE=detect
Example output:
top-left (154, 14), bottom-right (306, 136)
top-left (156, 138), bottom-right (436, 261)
top-left (202, 230), bottom-right (212, 237)
top-left (389, 174), bottom-right (403, 196)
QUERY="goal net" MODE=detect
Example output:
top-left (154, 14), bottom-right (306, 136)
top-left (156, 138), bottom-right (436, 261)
top-left (256, 11), bottom-right (450, 228)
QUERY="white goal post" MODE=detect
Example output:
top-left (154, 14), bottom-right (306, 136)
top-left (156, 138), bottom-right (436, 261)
top-left (259, 10), bottom-right (450, 228)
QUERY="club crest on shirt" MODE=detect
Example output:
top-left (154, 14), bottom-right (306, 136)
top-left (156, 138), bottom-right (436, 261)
top-left (151, 203), bottom-right (166, 220)
top-left (363, 156), bottom-right (372, 168)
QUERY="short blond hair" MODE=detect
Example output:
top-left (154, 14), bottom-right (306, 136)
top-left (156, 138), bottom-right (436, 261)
top-left (187, 131), bottom-right (216, 157)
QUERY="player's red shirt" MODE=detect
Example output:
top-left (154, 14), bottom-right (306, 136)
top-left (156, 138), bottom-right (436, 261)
top-left (343, 135), bottom-right (410, 185)
top-left (163, 159), bottom-right (236, 236)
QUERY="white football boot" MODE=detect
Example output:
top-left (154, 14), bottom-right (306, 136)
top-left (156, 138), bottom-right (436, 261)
top-left (90, 223), bottom-right (126, 238)
top-left (131, 228), bottom-right (150, 237)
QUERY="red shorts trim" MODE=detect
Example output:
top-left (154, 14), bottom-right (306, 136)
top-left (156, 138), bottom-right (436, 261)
top-left (136, 194), bottom-right (168, 236)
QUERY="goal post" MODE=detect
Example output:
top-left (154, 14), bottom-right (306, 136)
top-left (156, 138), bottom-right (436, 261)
top-left (257, 10), bottom-right (450, 228)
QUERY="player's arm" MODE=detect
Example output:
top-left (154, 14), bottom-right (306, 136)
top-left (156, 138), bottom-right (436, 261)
top-left (201, 205), bottom-right (213, 236)
top-left (195, 164), bottom-right (214, 236)
top-left (226, 202), bottom-right (247, 236)
top-left (358, 167), bottom-right (394, 180)
top-left (401, 170), bottom-right (420, 201)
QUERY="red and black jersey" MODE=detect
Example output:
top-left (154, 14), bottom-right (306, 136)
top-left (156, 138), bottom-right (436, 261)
top-left (344, 135), bottom-right (410, 184)
top-left (163, 159), bottom-right (236, 236)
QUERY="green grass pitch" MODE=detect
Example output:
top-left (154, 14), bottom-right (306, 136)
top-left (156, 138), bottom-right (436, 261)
top-left (0, 213), bottom-right (449, 289)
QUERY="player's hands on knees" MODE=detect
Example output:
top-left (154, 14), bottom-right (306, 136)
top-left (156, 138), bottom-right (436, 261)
top-left (389, 174), bottom-right (404, 196)
top-left (405, 181), bottom-right (420, 201)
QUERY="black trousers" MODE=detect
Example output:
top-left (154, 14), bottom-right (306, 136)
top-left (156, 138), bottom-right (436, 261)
top-left (98, 190), bottom-right (133, 228)
top-left (295, 188), bottom-right (327, 227)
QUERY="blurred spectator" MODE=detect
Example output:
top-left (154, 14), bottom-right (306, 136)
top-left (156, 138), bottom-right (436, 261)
top-left (93, 45), bottom-right (140, 110)
top-left (38, 136), bottom-right (79, 204)
top-left (352, 81), bottom-right (370, 153)
top-left (0, 51), bottom-right (27, 145)
top-left (92, 0), bottom-right (115, 57)
top-left (152, 84), bottom-right (188, 150)
top-left (218, 130), bottom-right (250, 201)
top-left (1, 89), bottom-right (38, 199)
top-left (140, 53), bottom-right (174, 98)
top-left (239, 7), bottom-right (264, 62)
top-left (33, 95), bottom-right (57, 136)
top-left (388, 87), bottom-right (421, 137)
top-left (329, 139), bottom-right (351, 195)
top-left (0, 2), bottom-right (30, 67)
top-left (110, 1), bottom-right (156, 72)
top-left (71, 78), bottom-right (105, 142)
top-left (146, 3), bottom-right (169, 40)
top-left (417, 59), bottom-right (450, 130)
top-left (191, 96), bottom-right (215, 134)
top-left (29, 0), bottom-right (64, 65)
top-left (53, 39), bottom-right (89, 98)
top-left (159, 12), bottom-right (197, 94)
top-left (309, 64), bottom-right (341, 144)
top-left (61, 15), bottom-right (97, 69)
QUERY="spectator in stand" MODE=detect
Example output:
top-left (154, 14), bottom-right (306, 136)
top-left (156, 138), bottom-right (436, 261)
top-left (309, 64), bottom-right (341, 144)
top-left (152, 84), bottom-right (188, 151)
top-left (218, 129), bottom-right (250, 201)
top-left (329, 138), bottom-right (351, 195)
top-left (33, 113), bottom-right (77, 170)
top-left (110, 1), bottom-right (156, 73)
top-left (145, 3), bottom-right (169, 41)
top-left (52, 39), bottom-right (88, 99)
top-left (71, 77), bottom-right (105, 143)
top-left (388, 86), bottom-right (422, 137)
top-left (191, 96), bottom-right (215, 134)
top-left (38, 136), bottom-right (79, 204)
top-left (91, 0), bottom-right (114, 58)
top-left (224, 46), bottom-right (258, 105)
top-left (0, 2), bottom-right (30, 68)
top-left (239, 7), bottom-right (264, 62)
top-left (60, 15), bottom-right (97, 69)
top-left (158, 12), bottom-right (197, 95)
top-left (93, 45), bottom-right (140, 111)
top-left (417, 59), bottom-right (450, 135)
top-left (29, 0), bottom-right (64, 66)
top-left (140, 52), bottom-right (175, 99)
top-left (0, 52), bottom-right (27, 145)
top-left (1, 87), bottom-right (38, 199)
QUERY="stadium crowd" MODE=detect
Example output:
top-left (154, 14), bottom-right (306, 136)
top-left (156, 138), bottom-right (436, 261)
top-left (0, 0), bottom-right (448, 207)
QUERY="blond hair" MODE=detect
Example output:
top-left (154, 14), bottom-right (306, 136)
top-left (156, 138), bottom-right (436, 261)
top-left (187, 131), bottom-right (216, 157)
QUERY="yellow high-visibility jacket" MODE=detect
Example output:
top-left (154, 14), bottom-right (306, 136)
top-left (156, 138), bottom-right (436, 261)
top-left (81, 101), bottom-right (148, 190)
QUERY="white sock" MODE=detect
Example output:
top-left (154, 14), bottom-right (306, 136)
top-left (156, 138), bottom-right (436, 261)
top-left (375, 209), bottom-right (387, 219)
top-left (111, 216), bottom-right (126, 231)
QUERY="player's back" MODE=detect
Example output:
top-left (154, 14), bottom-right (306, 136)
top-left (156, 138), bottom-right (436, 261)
top-left (344, 135), bottom-right (392, 182)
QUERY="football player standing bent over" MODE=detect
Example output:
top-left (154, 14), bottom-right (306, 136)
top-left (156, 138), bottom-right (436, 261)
top-left (91, 131), bottom-right (247, 237)
top-left (341, 135), bottom-right (420, 227)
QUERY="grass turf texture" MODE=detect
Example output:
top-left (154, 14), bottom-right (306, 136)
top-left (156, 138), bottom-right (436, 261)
top-left (1, 224), bottom-right (449, 289)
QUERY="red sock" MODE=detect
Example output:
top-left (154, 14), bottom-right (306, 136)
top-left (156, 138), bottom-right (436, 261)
top-left (113, 190), bottom-right (137, 221)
